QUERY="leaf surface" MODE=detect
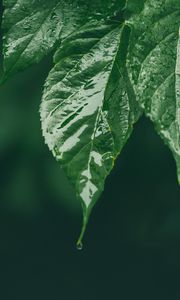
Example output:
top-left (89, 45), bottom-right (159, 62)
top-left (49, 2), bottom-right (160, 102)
top-left (40, 18), bottom-right (141, 245)
top-left (2, 0), bottom-right (62, 80)
top-left (126, 0), bottom-right (180, 182)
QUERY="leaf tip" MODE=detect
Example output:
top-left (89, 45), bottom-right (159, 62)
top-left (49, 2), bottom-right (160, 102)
top-left (76, 203), bottom-right (92, 251)
top-left (76, 214), bottom-right (88, 251)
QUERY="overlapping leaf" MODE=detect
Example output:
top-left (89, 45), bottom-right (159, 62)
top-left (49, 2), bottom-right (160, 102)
top-left (126, 0), bottom-right (180, 182)
top-left (2, 0), bottom-right (62, 80)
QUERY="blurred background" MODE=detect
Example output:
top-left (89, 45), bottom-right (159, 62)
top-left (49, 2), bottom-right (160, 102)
top-left (1, 4), bottom-right (180, 300)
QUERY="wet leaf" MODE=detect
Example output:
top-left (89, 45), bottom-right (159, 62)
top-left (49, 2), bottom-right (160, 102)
top-left (1, 0), bottom-right (180, 245)
top-left (40, 19), bottom-right (141, 246)
top-left (126, 0), bottom-right (180, 183)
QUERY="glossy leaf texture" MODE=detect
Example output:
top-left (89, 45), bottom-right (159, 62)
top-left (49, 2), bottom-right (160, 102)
top-left (40, 18), bottom-right (141, 246)
top-left (126, 0), bottom-right (180, 182)
top-left (1, 0), bottom-right (180, 246)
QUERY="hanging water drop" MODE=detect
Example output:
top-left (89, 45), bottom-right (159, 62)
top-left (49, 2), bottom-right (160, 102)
top-left (76, 241), bottom-right (83, 251)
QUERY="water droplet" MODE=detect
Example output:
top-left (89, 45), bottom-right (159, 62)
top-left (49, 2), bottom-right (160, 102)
top-left (76, 241), bottom-right (83, 251)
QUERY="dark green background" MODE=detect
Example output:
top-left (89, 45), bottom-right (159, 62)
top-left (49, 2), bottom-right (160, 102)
top-left (1, 5), bottom-right (180, 300)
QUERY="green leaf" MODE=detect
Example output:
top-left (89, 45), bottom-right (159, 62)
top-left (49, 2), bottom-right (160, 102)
top-left (126, 0), bottom-right (180, 182)
top-left (2, 0), bottom-right (62, 81)
top-left (1, 0), bottom-right (180, 246)
top-left (40, 18), bottom-right (141, 246)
